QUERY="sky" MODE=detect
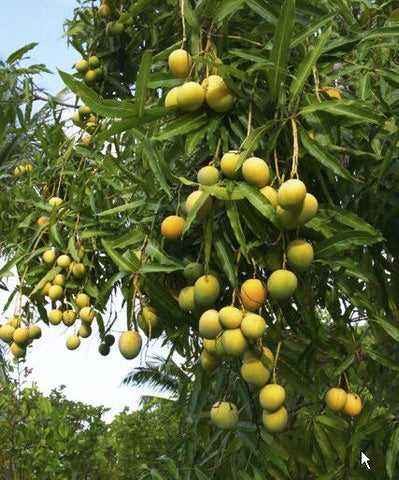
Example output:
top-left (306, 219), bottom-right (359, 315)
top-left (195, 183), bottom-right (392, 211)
top-left (0, 1), bottom-right (169, 422)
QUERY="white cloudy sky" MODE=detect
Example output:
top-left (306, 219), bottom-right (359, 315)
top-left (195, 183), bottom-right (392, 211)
top-left (0, 1), bottom-right (170, 422)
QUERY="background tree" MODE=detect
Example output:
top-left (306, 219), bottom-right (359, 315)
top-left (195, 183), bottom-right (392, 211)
top-left (1, 1), bottom-right (399, 479)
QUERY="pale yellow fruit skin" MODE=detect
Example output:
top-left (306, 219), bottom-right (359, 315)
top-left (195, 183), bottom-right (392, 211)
top-left (199, 309), bottom-right (223, 339)
top-left (267, 270), bottom-right (297, 301)
top-left (118, 331), bottom-right (142, 359)
top-left (200, 349), bottom-right (220, 372)
top-left (286, 239), bottom-right (314, 272)
top-left (259, 384), bottom-right (286, 412)
top-left (42, 250), bottom-right (56, 265)
top-left (66, 335), bottom-right (80, 350)
top-left (28, 325), bottom-right (41, 340)
top-left (48, 309), bottom-right (62, 325)
top-left (53, 274), bottom-right (66, 286)
top-left (244, 346), bottom-right (274, 363)
top-left (161, 215), bottom-right (185, 240)
top-left (57, 255), bottom-right (71, 268)
top-left (185, 190), bottom-right (213, 221)
top-left (177, 82), bottom-right (205, 111)
top-left (201, 75), bottom-right (223, 89)
top-left (221, 328), bottom-right (248, 357)
top-left (197, 166), bottom-right (220, 186)
top-left (277, 179), bottom-right (307, 210)
top-left (241, 313), bottom-right (266, 340)
top-left (297, 193), bottom-right (318, 225)
top-left (218, 306), bottom-right (243, 329)
top-left (76, 293), bottom-right (90, 308)
top-left (204, 77), bottom-right (234, 112)
top-left (62, 310), bottom-right (77, 327)
top-left (75, 59), bottom-right (89, 73)
top-left (138, 307), bottom-right (163, 338)
top-left (79, 307), bottom-right (95, 323)
top-left (48, 285), bottom-right (64, 301)
top-left (178, 286), bottom-right (196, 312)
top-left (10, 342), bottom-right (26, 358)
top-left (7, 316), bottom-right (20, 328)
top-left (0, 325), bottom-right (15, 343)
top-left (41, 282), bottom-right (52, 296)
top-left (165, 87), bottom-right (180, 107)
top-left (343, 393), bottom-right (362, 417)
top-left (210, 401), bottom-right (239, 430)
top-left (220, 152), bottom-right (240, 179)
top-left (240, 279), bottom-right (267, 312)
top-left (325, 387), bottom-right (347, 412)
top-left (241, 358), bottom-right (270, 387)
top-left (13, 328), bottom-right (30, 346)
top-left (242, 157), bottom-right (270, 188)
top-left (72, 263), bottom-right (86, 278)
top-left (276, 205), bottom-right (299, 230)
top-left (168, 49), bottom-right (192, 78)
top-left (194, 275), bottom-right (220, 308)
top-left (260, 186), bottom-right (278, 208)
top-left (262, 406), bottom-right (288, 433)
top-left (78, 324), bottom-right (92, 338)
top-left (48, 196), bottom-right (63, 207)
top-left (203, 338), bottom-right (218, 354)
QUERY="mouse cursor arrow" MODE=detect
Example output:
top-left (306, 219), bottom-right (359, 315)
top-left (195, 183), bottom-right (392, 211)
top-left (360, 451), bottom-right (371, 470)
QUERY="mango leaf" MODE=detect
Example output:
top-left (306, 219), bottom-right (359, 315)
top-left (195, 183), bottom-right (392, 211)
top-left (238, 183), bottom-right (278, 226)
top-left (291, 14), bottom-right (334, 47)
top-left (214, 234), bottom-right (238, 288)
top-left (290, 27), bottom-right (331, 102)
top-left (267, 0), bottom-right (295, 99)
top-left (366, 349), bottom-right (399, 372)
top-left (300, 128), bottom-right (354, 180)
top-left (182, 192), bottom-right (211, 234)
top-left (386, 427), bottom-right (399, 479)
top-left (213, 0), bottom-right (246, 23)
top-left (97, 200), bottom-right (146, 216)
top-left (245, 0), bottom-right (277, 24)
top-left (299, 100), bottom-right (382, 125)
top-left (319, 207), bottom-right (382, 237)
top-left (373, 316), bottom-right (399, 344)
top-left (30, 266), bottom-right (62, 296)
top-left (102, 240), bottom-right (139, 273)
top-left (136, 50), bottom-right (153, 118)
top-left (315, 231), bottom-right (380, 258)
top-left (7, 43), bottom-right (38, 64)
top-left (153, 113), bottom-right (208, 141)
top-left (332, 354), bottom-right (355, 377)
top-left (145, 241), bottom-right (183, 267)
top-left (226, 201), bottom-right (249, 259)
top-left (59, 71), bottom-right (137, 118)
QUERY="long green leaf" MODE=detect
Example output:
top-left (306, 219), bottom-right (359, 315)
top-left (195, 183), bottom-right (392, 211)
top-left (300, 128), bottom-right (353, 180)
top-left (136, 50), bottom-right (153, 118)
top-left (213, 0), bottom-right (246, 23)
top-left (366, 349), bottom-right (399, 372)
top-left (7, 43), bottom-right (38, 64)
top-left (238, 183), bottom-right (278, 226)
top-left (299, 100), bottom-right (382, 125)
top-left (102, 240), bottom-right (139, 272)
top-left (153, 113), bottom-right (208, 141)
top-left (214, 234), bottom-right (238, 288)
top-left (386, 427), bottom-right (399, 479)
top-left (315, 231), bottom-right (379, 258)
top-left (59, 71), bottom-right (137, 118)
top-left (373, 316), bottom-right (399, 344)
top-left (267, 0), bottom-right (295, 99)
top-left (290, 28), bottom-right (331, 102)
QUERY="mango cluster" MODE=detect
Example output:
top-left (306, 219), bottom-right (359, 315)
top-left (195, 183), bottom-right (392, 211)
top-left (165, 49), bottom-right (234, 113)
top-left (325, 387), bottom-right (362, 417)
top-left (0, 316), bottom-right (41, 359)
top-left (75, 55), bottom-right (103, 85)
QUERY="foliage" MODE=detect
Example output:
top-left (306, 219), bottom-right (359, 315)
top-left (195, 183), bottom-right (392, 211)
top-left (1, 0), bottom-right (399, 479)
